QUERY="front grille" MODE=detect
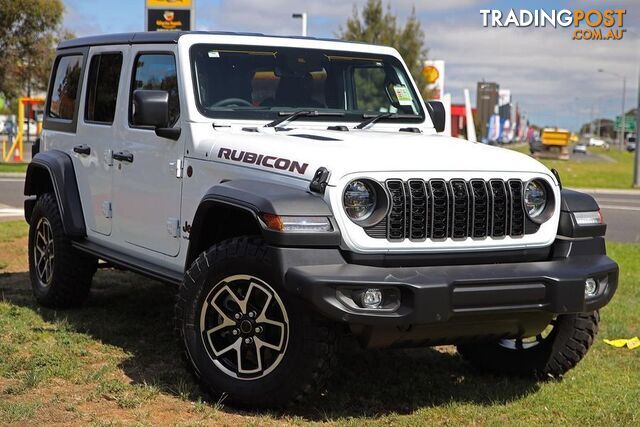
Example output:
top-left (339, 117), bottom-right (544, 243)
top-left (364, 178), bottom-right (532, 241)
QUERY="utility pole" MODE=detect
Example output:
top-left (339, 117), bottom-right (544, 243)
top-left (634, 67), bottom-right (640, 187)
top-left (598, 68), bottom-right (627, 149)
top-left (621, 75), bottom-right (626, 148)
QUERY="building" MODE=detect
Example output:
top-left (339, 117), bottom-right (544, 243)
top-left (476, 81), bottom-right (499, 139)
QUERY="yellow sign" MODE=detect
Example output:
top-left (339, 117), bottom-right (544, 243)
top-left (147, 0), bottom-right (192, 8)
top-left (422, 65), bottom-right (440, 84)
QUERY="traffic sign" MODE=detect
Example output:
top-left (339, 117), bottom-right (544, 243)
top-left (615, 116), bottom-right (636, 132)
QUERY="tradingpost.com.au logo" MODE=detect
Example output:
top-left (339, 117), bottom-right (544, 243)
top-left (480, 8), bottom-right (627, 40)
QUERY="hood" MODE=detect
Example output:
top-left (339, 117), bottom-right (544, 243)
top-left (196, 125), bottom-right (554, 185)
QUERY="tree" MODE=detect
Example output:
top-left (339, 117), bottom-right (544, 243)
top-left (338, 0), bottom-right (428, 96)
top-left (0, 0), bottom-right (66, 107)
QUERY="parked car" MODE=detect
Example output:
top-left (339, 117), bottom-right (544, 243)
top-left (24, 31), bottom-right (619, 407)
top-left (588, 137), bottom-right (607, 147)
top-left (573, 143), bottom-right (588, 154)
top-left (626, 136), bottom-right (636, 152)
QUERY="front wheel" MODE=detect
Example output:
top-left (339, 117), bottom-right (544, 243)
top-left (457, 311), bottom-right (599, 378)
top-left (175, 237), bottom-right (336, 407)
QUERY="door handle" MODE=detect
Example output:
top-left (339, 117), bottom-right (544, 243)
top-left (112, 150), bottom-right (134, 163)
top-left (73, 144), bottom-right (91, 155)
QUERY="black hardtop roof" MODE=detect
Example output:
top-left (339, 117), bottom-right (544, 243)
top-left (57, 31), bottom-right (367, 50)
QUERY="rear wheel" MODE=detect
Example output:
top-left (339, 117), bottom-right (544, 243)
top-left (28, 193), bottom-right (98, 308)
top-left (175, 236), bottom-right (336, 407)
top-left (458, 311), bottom-right (599, 378)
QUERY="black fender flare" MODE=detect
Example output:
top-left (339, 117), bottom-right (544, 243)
top-left (186, 179), bottom-right (341, 267)
top-left (24, 150), bottom-right (86, 237)
top-left (557, 189), bottom-right (606, 238)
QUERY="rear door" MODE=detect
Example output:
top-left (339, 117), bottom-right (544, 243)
top-left (74, 46), bottom-right (128, 236)
top-left (111, 47), bottom-right (184, 256)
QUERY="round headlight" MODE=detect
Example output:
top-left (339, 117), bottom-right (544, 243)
top-left (524, 180), bottom-right (547, 218)
top-left (344, 180), bottom-right (377, 221)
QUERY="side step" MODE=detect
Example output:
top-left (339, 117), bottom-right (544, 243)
top-left (72, 240), bottom-right (183, 285)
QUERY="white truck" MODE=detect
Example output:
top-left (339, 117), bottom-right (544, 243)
top-left (25, 31), bottom-right (618, 407)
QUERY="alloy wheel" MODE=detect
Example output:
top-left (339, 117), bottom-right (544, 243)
top-left (33, 217), bottom-right (54, 287)
top-left (199, 274), bottom-right (289, 380)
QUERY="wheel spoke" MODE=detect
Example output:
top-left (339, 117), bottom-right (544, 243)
top-left (209, 336), bottom-right (241, 358)
top-left (206, 300), bottom-right (236, 336)
top-left (255, 335), bottom-right (283, 352)
top-left (220, 284), bottom-right (246, 314)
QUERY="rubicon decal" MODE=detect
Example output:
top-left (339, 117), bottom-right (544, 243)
top-left (217, 147), bottom-right (309, 175)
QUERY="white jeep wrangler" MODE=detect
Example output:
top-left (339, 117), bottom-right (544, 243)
top-left (25, 31), bottom-right (618, 407)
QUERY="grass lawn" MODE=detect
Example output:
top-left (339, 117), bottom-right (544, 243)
top-left (0, 163), bottom-right (28, 173)
top-left (0, 220), bottom-right (638, 425)
top-left (506, 144), bottom-right (636, 190)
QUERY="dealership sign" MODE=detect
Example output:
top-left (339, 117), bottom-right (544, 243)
top-left (146, 0), bottom-right (194, 31)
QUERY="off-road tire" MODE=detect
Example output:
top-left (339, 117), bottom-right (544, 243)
top-left (458, 311), bottom-right (599, 379)
top-left (28, 192), bottom-right (98, 308)
top-left (175, 236), bottom-right (336, 408)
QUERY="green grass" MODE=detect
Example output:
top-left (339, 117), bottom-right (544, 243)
top-left (0, 221), bottom-right (638, 425)
top-left (0, 162), bottom-right (28, 173)
top-left (507, 144), bottom-right (636, 189)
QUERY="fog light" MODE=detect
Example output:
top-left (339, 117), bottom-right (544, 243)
top-left (585, 277), bottom-right (598, 296)
top-left (362, 288), bottom-right (383, 308)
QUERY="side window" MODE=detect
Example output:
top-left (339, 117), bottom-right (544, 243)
top-left (85, 53), bottom-right (123, 124)
top-left (131, 53), bottom-right (179, 126)
top-left (48, 55), bottom-right (83, 120)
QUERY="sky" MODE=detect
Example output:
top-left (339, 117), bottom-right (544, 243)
top-left (62, 0), bottom-right (639, 131)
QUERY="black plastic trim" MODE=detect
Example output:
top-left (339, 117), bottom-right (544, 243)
top-left (276, 239), bottom-right (618, 327)
top-left (72, 240), bottom-right (183, 285)
top-left (24, 150), bottom-right (86, 237)
top-left (558, 189), bottom-right (606, 238)
top-left (186, 180), bottom-right (341, 268)
top-left (342, 246), bottom-right (551, 267)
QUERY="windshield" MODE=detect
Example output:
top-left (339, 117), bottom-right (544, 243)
top-left (190, 44), bottom-right (425, 123)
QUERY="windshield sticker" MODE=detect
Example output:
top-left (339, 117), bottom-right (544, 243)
top-left (393, 85), bottom-right (414, 106)
top-left (207, 50), bottom-right (220, 58)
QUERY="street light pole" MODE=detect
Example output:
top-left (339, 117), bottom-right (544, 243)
top-left (598, 68), bottom-right (627, 148)
top-left (292, 13), bottom-right (307, 37)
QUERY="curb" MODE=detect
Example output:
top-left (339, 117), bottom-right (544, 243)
top-left (0, 172), bottom-right (26, 179)
top-left (570, 188), bottom-right (640, 195)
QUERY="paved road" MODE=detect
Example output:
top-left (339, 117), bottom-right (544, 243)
top-left (0, 176), bottom-right (638, 242)
top-left (579, 189), bottom-right (640, 244)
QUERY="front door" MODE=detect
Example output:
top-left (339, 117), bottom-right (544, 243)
top-left (74, 46), bottom-right (128, 236)
top-left (112, 47), bottom-right (184, 256)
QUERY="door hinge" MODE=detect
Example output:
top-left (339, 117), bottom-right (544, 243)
top-left (166, 218), bottom-right (180, 238)
top-left (171, 158), bottom-right (184, 178)
top-left (104, 149), bottom-right (113, 166)
top-left (102, 201), bottom-right (112, 219)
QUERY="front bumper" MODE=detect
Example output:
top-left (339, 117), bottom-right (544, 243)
top-left (277, 238), bottom-right (617, 333)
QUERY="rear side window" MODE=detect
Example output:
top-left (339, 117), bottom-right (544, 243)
top-left (85, 53), bottom-right (123, 124)
top-left (131, 53), bottom-right (179, 126)
top-left (48, 55), bottom-right (83, 120)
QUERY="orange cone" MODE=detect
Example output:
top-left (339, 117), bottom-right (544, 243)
top-left (13, 147), bottom-right (21, 161)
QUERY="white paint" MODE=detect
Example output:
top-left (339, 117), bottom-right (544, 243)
top-left (39, 33), bottom-right (562, 273)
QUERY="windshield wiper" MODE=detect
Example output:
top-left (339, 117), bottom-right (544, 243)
top-left (355, 113), bottom-right (420, 129)
top-left (265, 110), bottom-right (345, 128)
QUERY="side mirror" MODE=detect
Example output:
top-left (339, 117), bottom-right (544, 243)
top-left (426, 101), bottom-right (446, 133)
top-left (132, 90), bottom-right (181, 140)
top-left (133, 89), bottom-right (169, 128)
